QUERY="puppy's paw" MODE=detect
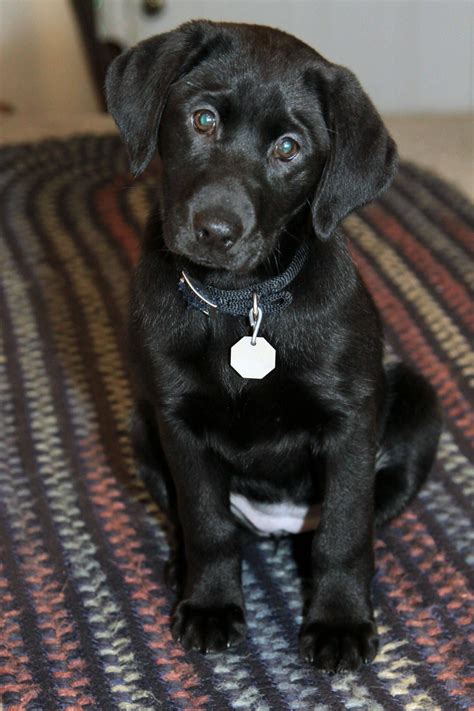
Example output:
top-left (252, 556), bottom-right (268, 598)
top-left (300, 619), bottom-right (378, 673)
top-left (171, 602), bottom-right (246, 653)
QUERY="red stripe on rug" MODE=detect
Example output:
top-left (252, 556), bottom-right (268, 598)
top-left (436, 210), bottom-right (474, 255)
top-left (350, 244), bottom-right (474, 442)
top-left (391, 511), bottom-right (473, 698)
top-left (95, 180), bottom-right (140, 266)
top-left (377, 522), bottom-right (473, 702)
top-left (364, 204), bottom-right (474, 332)
top-left (0, 565), bottom-right (41, 710)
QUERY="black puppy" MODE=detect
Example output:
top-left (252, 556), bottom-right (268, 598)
top-left (106, 21), bottom-right (442, 672)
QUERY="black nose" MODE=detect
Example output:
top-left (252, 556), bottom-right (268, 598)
top-left (193, 210), bottom-right (243, 249)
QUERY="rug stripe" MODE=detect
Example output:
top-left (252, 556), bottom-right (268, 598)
top-left (347, 219), bottom-right (474, 414)
top-left (348, 214), bottom-right (474, 392)
top-left (0, 515), bottom-right (56, 710)
top-left (400, 163), bottom-right (474, 236)
top-left (382, 515), bottom-right (473, 704)
top-left (375, 536), bottom-right (467, 710)
top-left (0, 566), bottom-right (41, 710)
top-left (347, 240), bottom-right (474, 454)
top-left (364, 202), bottom-right (474, 333)
top-left (96, 180), bottom-right (141, 267)
top-left (388, 177), bottom-right (474, 288)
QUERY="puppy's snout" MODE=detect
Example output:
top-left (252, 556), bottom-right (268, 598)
top-left (193, 210), bottom-right (243, 249)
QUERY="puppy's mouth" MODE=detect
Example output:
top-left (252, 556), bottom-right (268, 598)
top-left (193, 249), bottom-right (265, 272)
top-left (181, 249), bottom-right (264, 273)
top-left (165, 229), bottom-right (268, 273)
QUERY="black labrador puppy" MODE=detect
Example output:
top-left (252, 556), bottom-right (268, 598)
top-left (106, 21), bottom-right (442, 672)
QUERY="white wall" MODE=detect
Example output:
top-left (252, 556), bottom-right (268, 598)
top-left (0, 0), bottom-right (471, 115)
top-left (0, 0), bottom-right (98, 113)
top-left (99, 0), bottom-right (474, 114)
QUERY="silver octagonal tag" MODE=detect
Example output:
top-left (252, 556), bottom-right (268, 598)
top-left (230, 336), bottom-right (276, 379)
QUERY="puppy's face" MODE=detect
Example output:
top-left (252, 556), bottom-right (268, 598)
top-left (157, 49), bottom-right (329, 271)
top-left (106, 22), bottom-right (397, 270)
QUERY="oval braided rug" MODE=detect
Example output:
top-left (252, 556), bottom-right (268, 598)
top-left (0, 135), bottom-right (473, 711)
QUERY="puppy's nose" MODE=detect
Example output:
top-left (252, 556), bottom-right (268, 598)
top-left (193, 211), bottom-right (243, 249)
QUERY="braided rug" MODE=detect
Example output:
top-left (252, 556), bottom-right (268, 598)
top-left (0, 135), bottom-right (473, 711)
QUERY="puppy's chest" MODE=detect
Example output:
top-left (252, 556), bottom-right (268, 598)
top-left (178, 375), bottom-right (325, 445)
top-left (175, 322), bottom-right (332, 447)
top-left (179, 385), bottom-right (325, 536)
top-left (172, 326), bottom-right (330, 535)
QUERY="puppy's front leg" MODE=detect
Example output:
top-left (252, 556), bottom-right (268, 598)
top-left (301, 416), bottom-right (379, 672)
top-left (160, 426), bottom-right (246, 653)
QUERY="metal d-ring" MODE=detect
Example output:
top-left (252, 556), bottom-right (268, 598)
top-left (249, 293), bottom-right (263, 346)
top-left (180, 271), bottom-right (218, 313)
top-left (252, 292), bottom-right (259, 321)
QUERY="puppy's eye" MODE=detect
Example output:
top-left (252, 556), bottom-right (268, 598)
top-left (193, 110), bottom-right (217, 134)
top-left (274, 137), bottom-right (300, 161)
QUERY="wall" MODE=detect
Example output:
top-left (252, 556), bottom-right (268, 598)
top-left (99, 0), bottom-right (474, 114)
top-left (0, 0), bottom-right (98, 113)
top-left (0, 0), bottom-right (471, 115)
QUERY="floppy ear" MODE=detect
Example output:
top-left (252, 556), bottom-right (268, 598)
top-left (105, 22), bottom-right (218, 176)
top-left (311, 65), bottom-right (398, 240)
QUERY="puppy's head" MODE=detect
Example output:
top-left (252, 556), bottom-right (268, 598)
top-left (106, 21), bottom-right (397, 271)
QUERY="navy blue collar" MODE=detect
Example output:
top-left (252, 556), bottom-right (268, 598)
top-left (178, 242), bottom-right (310, 317)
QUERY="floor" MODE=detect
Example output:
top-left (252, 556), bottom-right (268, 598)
top-left (0, 112), bottom-right (472, 199)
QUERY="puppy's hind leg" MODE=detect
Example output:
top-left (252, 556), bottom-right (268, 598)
top-left (374, 363), bottom-right (442, 526)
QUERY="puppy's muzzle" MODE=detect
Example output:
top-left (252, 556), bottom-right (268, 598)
top-left (193, 209), bottom-right (243, 250)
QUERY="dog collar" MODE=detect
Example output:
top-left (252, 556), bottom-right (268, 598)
top-left (178, 242), bottom-right (310, 317)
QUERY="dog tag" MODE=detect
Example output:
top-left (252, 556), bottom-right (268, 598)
top-left (230, 336), bottom-right (276, 379)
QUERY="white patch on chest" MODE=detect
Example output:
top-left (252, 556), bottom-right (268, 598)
top-left (230, 493), bottom-right (320, 536)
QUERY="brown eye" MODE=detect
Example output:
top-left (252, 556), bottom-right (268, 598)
top-left (193, 109), bottom-right (217, 134)
top-left (274, 136), bottom-right (300, 161)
